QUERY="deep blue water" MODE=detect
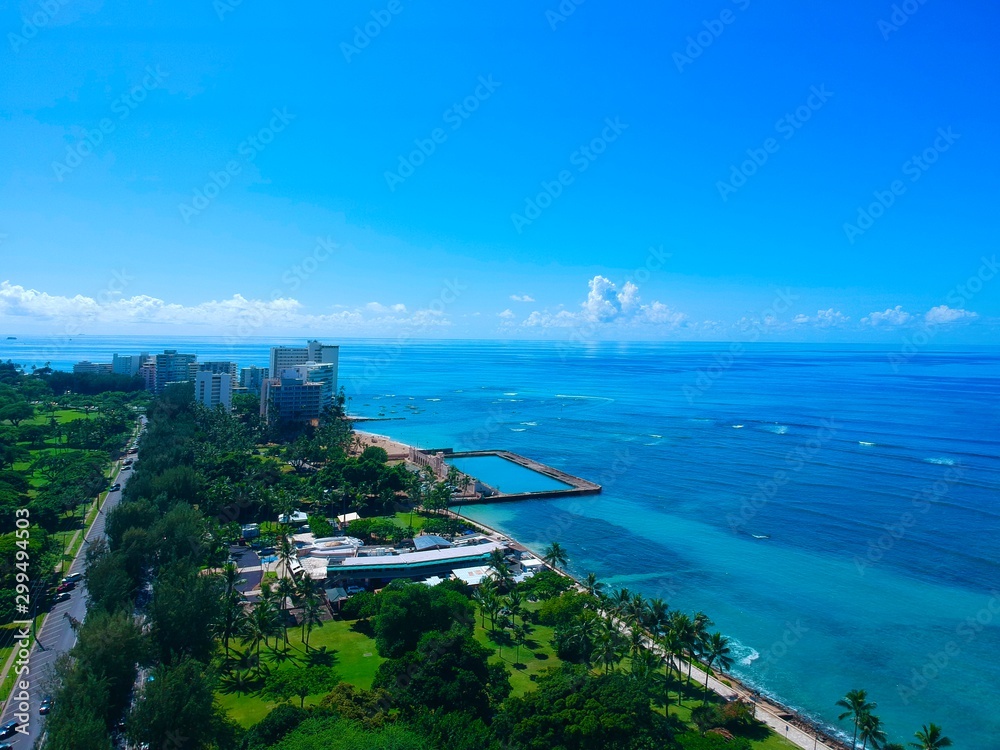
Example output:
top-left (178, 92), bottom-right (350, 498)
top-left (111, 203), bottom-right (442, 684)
top-left (3, 336), bottom-right (998, 747)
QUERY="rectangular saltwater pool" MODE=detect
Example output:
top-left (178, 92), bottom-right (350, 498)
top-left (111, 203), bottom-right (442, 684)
top-left (447, 454), bottom-right (574, 495)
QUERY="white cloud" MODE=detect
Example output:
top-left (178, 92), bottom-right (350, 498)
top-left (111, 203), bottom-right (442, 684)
top-left (523, 276), bottom-right (687, 329)
top-left (0, 281), bottom-right (450, 333)
top-left (498, 309), bottom-right (515, 320)
top-left (364, 301), bottom-right (407, 314)
top-left (794, 309), bottom-right (850, 327)
top-left (509, 294), bottom-right (535, 303)
top-left (861, 306), bottom-right (913, 327)
top-left (925, 305), bottom-right (978, 325)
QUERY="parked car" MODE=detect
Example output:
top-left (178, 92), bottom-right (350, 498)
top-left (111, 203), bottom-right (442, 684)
top-left (0, 742), bottom-right (15, 750)
top-left (39, 697), bottom-right (52, 715)
top-left (54, 592), bottom-right (71, 603)
top-left (62, 573), bottom-right (83, 584)
top-left (56, 582), bottom-right (75, 593)
top-left (346, 586), bottom-right (365, 595)
top-left (0, 721), bottom-right (18, 739)
top-left (108, 483), bottom-right (121, 492)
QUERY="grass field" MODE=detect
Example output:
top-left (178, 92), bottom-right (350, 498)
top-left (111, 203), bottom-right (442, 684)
top-left (215, 616), bottom-right (386, 728)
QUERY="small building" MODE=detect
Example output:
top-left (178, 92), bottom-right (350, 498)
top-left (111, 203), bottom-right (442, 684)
top-left (327, 541), bottom-right (506, 584)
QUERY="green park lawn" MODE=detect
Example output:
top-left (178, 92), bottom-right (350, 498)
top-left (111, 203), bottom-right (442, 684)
top-left (215, 616), bottom-right (386, 728)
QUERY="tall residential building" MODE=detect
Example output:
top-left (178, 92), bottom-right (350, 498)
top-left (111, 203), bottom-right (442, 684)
top-left (239, 366), bottom-right (270, 394)
top-left (153, 350), bottom-right (197, 394)
top-left (112, 353), bottom-right (142, 376)
top-left (261, 369), bottom-right (323, 424)
top-left (268, 340), bottom-right (339, 379)
top-left (139, 359), bottom-right (156, 391)
top-left (199, 361), bottom-right (238, 378)
top-left (195, 371), bottom-right (233, 411)
top-left (73, 360), bottom-right (112, 375)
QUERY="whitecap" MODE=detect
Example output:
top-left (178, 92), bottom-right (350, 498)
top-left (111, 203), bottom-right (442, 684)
top-left (925, 457), bottom-right (956, 466)
top-left (504, 392), bottom-right (518, 396)
top-left (555, 394), bottom-right (613, 401)
top-left (426, 398), bottom-right (441, 402)
top-left (520, 421), bottom-right (538, 426)
top-left (733, 424), bottom-right (745, 429)
top-left (859, 441), bottom-right (877, 447)
top-left (763, 424), bottom-right (788, 435)
top-left (649, 434), bottom-right (662, 438)
top-left (510, 428), bottom-right (526, 432)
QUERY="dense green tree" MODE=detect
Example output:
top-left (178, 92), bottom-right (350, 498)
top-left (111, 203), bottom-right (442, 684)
top-left (496, 666), bottom-right (673, 750)
top-left (262, 664), bottom-right (339, 708)
top-left (373, 629), bottom-right (510, 720)
top-left (127, 658), bottom-right (229, 750)
top-left (245, 704), bottom-right (308, 750)
top-left (372, 581), bottom-right (475, 658)
top-left (149, 561), bottom-right (222, 664)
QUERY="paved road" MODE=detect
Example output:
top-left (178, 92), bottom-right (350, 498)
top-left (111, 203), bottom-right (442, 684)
top-left (0, 454), bottom-right (135, 748)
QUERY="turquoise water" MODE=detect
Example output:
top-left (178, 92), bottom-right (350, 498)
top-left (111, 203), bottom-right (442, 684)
top-left (447, 454), bottom-right (574, 494)
top-left (3, 337), bottom-right (998, 746)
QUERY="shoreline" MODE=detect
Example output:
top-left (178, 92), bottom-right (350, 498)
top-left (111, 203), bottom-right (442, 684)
top-left (355, 428), bottom-right (850, 750)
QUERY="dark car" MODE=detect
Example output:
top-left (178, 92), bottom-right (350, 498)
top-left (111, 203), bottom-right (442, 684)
top-left (56, 582), bottom-right (75, 593)
top-left (108, 483), bottom-right (121, 492)
top-left (39, 697), bottom-right (52, 715)
top-left (0, 720), bottom-right (18, 738)
top-left (0, 742), bottom-right (15, 750)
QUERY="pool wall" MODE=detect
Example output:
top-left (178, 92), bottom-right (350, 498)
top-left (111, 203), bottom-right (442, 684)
top-left (446, 450), bottom-right (601, 504)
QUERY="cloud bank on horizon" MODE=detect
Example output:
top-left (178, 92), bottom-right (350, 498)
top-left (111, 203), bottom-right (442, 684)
top-left (0, 276), bottom-right (989, 341)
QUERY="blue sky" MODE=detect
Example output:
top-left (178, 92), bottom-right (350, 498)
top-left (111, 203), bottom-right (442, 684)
top-left (0, 0), bottom-right (997, 341)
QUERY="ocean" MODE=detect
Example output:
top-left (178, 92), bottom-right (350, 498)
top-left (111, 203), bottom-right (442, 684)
top-left (3, 335), bottom-right (998, 747)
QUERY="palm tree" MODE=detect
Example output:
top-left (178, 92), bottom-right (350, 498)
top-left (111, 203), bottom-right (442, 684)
top-left (276, 577), bottom-right (297, 646)
top-left (242, 601), bottom-right (279, 671)
top-left (277, 534), bottom-right (296, 579)
top-left (858, 711), bottom-right (886, 750)
top-left (568, 613), bottom-right (601, 667)
top-left (659, 630), bottom-right (684, 707)
top-left (837, 689), bottom-right (877, 749)
top-left (511, 623), bottom-right (528, 667)
top-left (646, 597), bottom-right (669, 635)
top-left (215, 592), bottom-right (246, 663)
top-left (595, 625), bottom-right (624, 675)
top-left (909, 724), bottom-right (952, 750)
top-left (610, 588), bottom-right (632, 616)
top-left (701, 632), bottom-right (733, 704)
top-left (506, 589), bottom-right (524, 627)
top-left (626, 593), bottom-right (647, 628)
top-left (669, 612), bottom-right (696, 688)
top-left (542, 542), bottom-right (568, 570)
top-left (301, 594), bottom-right (324, 651)
top-left (584, 572), bottom-right (605, 599)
